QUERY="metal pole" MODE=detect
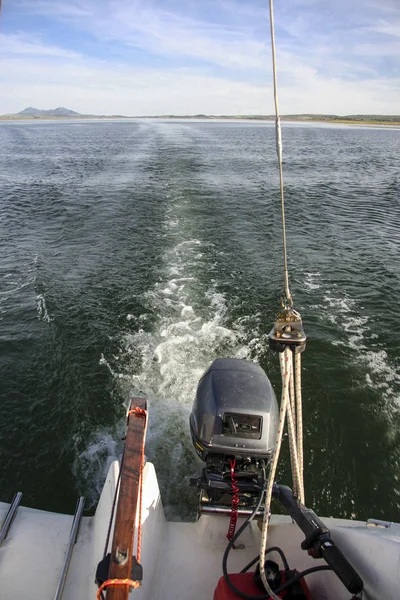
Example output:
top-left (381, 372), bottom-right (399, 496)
top-left (53, 497), bottom-right (85, 600)
top-left (0, 492), bottom-right (23, 547)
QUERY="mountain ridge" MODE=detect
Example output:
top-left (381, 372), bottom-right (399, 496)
top-left (18, 106), bottom-right (81, 117)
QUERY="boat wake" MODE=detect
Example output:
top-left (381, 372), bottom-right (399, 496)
top-left (102, 240), bottom-right (262, 518)
top-left (79, 174), bottom-right (265, 517)
top-left (304, 271), bottom-right (400, 409)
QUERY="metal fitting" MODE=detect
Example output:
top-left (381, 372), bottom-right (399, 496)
top-left (268, 307), bottom-right (306, 353)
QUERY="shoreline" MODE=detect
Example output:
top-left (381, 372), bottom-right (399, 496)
top-left (1, 115), bottom-right (399, 127)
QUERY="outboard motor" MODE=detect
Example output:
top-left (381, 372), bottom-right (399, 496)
top-left (190, 358), bottom-right (278, 514)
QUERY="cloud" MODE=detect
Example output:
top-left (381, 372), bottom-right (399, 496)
top-left (1, 44), bottom-right (399, 116)
top-left (2, 0), bottom-right (400, 114)
top-left (0, 33), bottom-right (81, 59)
top-left (15, 0), bottom-right (269, 71)
top-left (17, 0), bottom-right (91, 19)
top-left (0, 52), bottom-right (269, 115)
top-left (367, 20), bottom-right (400, 38)
top-left (15, 0), bottom-right (399, 79)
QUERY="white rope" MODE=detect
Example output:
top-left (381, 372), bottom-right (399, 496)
top-left (289, 360), bottom-right (296, 430)
top-left (288, 361), bottom-right (298, 496)
top-left (295, 352), bottom-right (305, 504)
top-left (258, 1), bottom-right (306, 594)
top-left (268, 0), bottom-right (306, 505)
top-left (286, 394), bottom-right (301, 498)
top-left (268, 0), bottom-right (292, 307)
top-left (287, 353), bottom-right (305, 502)
top-left (259, 348), bottom-right (305, 595)
top-left (259, 348), bottom-right (292, 600)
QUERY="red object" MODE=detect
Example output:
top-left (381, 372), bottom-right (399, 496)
top-left (214, 573), bottom-right (267, 600)
top-left (213, 572), bottom-right (313, 600)
top-left (227, 458), bottom-right (240, 540)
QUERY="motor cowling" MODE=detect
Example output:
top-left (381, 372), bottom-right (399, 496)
top-left (190, 358), bottom-right (279, 460)
top-left (190, 358), bottom-right (279, 512)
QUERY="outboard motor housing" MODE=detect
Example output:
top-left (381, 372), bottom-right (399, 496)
top-left (190, 358), bottom-right (279, 512)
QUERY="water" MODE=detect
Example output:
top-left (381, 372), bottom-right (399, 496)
top-left (0, 119), bottom-right (399, 521)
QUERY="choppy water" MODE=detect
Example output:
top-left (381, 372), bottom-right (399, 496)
top-left (0, 119), bottom-right (399, 521)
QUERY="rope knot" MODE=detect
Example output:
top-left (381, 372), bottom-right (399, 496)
top-left (96, 578), bottom-right (140, 600)
top-left (128, 406), bottom-right (147, 419)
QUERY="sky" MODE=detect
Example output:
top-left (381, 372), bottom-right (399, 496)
top-left (1, 0), bottom-right (399, 115)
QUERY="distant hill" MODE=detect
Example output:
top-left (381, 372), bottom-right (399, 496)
top-left (139, 114), bottom-right (400, 123)
top-left (1, 109), bottom-right (399, 124)
top-left (18, 106), bottom-right (81, 117)
top-left (275, 114), bottom-right (400, 123)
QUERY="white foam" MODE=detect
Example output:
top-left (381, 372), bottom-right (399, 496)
top-left (303, 272), bottom-right (321, 291)
top-left (123, 247), bottom-right (261, 441)
top-left (180, 305), bottom-right (195, 319)
top-left (84, 181), bottom-right (266, 514)
top-left (95, 231), bottom-right (264, 516)
top-left (320, 287), bottom-right (400, 406)
top-left (36, 293), bottom-right (53, 323)
top-left (73, 431), bottom-right (122, 508)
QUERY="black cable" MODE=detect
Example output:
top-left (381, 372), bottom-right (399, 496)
top-left (239, 555), bottom-right (259, 574)
top-left (222, 465), bottom-right (333, 600)
top-left (226, 556), bottom-right (332, 600)
top-left (240, 546), bottom-right (290, 573)
top-left (274, 565), bottom-right (332, 594)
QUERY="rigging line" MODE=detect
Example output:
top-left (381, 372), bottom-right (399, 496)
top-left (259, 347), bottom-right (293, 600)
top-left (268, 0), bottom-right (292, 307)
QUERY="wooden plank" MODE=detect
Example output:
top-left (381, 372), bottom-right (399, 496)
top-left (106, 398), bottom-right (147, 600)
